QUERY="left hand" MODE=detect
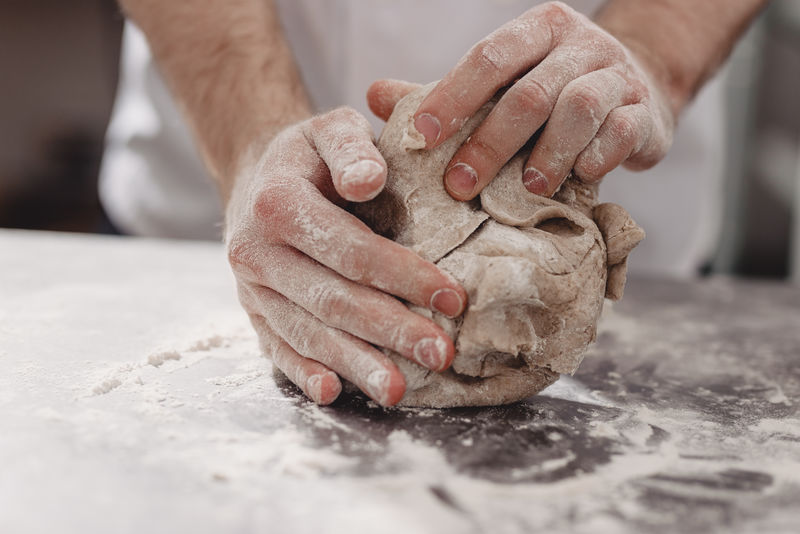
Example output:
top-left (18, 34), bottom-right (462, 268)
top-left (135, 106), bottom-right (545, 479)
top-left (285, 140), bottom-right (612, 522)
top-left (372, 1), bottom-right (675, 200)
top-left (226, 107), bottom-right (466, 407)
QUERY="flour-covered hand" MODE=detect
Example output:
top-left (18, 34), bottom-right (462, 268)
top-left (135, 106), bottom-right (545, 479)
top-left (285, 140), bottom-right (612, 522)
top-left (409, 1), bottom-right (674, 199)
top-left (225, 108), bottom-right (466, 406)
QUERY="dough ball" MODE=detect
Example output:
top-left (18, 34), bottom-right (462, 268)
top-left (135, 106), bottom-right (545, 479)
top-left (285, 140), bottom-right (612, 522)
top-left (352, 83), bottom-right (643, 407)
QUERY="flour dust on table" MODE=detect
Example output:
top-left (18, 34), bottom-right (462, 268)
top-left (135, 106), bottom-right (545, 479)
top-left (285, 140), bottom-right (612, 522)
top-left (2, 231), bottom-right (798, 533)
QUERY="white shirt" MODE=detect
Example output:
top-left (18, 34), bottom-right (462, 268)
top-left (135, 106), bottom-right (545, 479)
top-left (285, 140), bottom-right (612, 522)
top-left (99, 0), bottom-right (725, 277)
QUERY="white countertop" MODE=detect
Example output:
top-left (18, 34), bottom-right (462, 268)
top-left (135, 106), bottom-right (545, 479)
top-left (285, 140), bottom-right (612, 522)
top-left (1, 229), bottom-right (799, 534)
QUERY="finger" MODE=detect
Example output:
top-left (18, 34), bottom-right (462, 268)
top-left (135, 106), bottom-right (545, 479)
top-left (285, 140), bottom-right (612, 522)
top-left (249, 182), bottom-right (467, 317)
top-left (524, 68), bottom-right (644, 196)
top-left (624, 106), bottom-right (672, 172)
top-left (442, 48), bottom-right (604, 200)
top-left (241, 244), bottom-right (454, 371)
top-left (249, 313), bottom-right (342, 405)
top-left (411, 2), bottom-right (576, 149)
top-left (367, 79), bottom-right (422, 122)
top-left (573, 103), bottom-right (652, 183)
top-left (307, 107), bottom-right (387, 202)
top-left (241, 284), bottom-right (406, 407)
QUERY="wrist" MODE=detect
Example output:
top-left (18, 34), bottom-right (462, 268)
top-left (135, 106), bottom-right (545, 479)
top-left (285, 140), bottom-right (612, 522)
top-left (595, 0), bottom-right (768, 119)
top-left (593, 3), bottom-right (703, 120)
top-left (120, 0), bottom-right (314, 201)
top-left (218, 101), bottom-right (312, 202)
top-left (603, 29), bottom-right (687, 119)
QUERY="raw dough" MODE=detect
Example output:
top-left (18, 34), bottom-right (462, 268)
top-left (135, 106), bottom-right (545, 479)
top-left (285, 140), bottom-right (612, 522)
top-left (353, 84), bottom-right (644, 407)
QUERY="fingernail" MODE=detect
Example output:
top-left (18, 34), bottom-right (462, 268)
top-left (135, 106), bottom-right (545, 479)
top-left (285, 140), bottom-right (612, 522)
top-left (341, 160), bottom-right (384, 188)
top-left (305, 374), bottom-right (324, 404)
top-left (414, 113), bottom-right (441, 146)
top-left (365, 369), bottom-right (391, 405)
top-left (430, 288), bottom-right (464, 318)
top-left (523, 167), bottom-right (549, 196)
top-left (413, 337), bottom-right (448, 371)
top-left (445, 163), bottom-right (478, 198)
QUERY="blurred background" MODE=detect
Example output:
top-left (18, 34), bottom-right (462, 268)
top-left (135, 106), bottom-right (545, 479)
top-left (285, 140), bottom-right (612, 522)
top-left (0, 1), bottom-right (798, 280)
top-left (0, 1), bottom-right (122, 234)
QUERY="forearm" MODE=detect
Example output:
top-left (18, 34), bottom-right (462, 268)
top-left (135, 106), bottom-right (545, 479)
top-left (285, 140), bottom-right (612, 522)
top-left (595, 0), bottom-right (768, 116)
top-left (118, 0), bottom-right (311, 198)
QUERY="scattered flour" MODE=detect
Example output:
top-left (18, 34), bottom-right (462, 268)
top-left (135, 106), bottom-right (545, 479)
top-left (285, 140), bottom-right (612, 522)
top-left (91, 378), bottom-right (122, 396)
top-left (147, 350), bottom-right (182, 367)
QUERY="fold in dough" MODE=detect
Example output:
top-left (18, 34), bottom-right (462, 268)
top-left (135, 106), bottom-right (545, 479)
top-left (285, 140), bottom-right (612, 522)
top-left (352, 83), bottom-right (644, 407)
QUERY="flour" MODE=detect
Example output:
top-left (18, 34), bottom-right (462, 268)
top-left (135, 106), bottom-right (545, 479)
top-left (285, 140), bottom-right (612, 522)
top-left (147, 350), bottom-right (182, 367)
top-left (92, 378), bottom-right (123, 396)
top-left (365, 369), bottom-right (392, 405)
top-left (188, 335), bottom-right (227, 352)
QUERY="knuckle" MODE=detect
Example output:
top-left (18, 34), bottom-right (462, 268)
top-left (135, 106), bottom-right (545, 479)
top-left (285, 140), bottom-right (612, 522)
top-left (581, 170), bottom-right (605, 184)
top-left (632, 138), bottom-right (670, 170)
top-left (434, 86), bottom-right (469, 122)
top-left (336, 241), bottom-right (370, 282)
top-left (627, 129), bottom-right (670, 170)
top-left (270, 123), bottom-right (301, 146)
top-left (636, 84), bottom-right (650, 103)
top-left (469, 39), bottom-right (507, 76)
top-left (532, 2), bottom-right (578, 41)
top-left (330, 138), bottom-right (367, 164)
top-left (509, 78), bottom-right (553, 118)
top-left (253, 184), bottom-right (291, 228)
top-left (575, 153), bottom-right (605, 183)
top-left (284, 315), bottom-right (318, 356)
top-left (252, 187), bottom-right (278, 219)
top-left (466, 135), bottom-right (506, 168)
top-left (541, 2), bottom-right (575, 26)
top-left (269, 345), bottom-right (293, 372)
top-left (334, 105), bottom-right (359, 118)
top-left (329, 105), bottom-right (369, 128)
top-left (311, 106), bottom-right (368, 135)
top-left (253, 321), bottom-right (281, 355)
top-left (565, 85), bottom-right (604, 120)
top-left (594, 34), bottom-right (626, 63)
top-left (308, 112), bottom-right (327, 131)
top-left (307, 283), bottom-right (349, 321)
top-left (623, 73), bottom-right (649, 101)
top-left (226, 235), bottom-right (257, 272)
top-left (284, 318), bottom-right (306, 347)
top-left (610, 114), bottom-right (638, 144)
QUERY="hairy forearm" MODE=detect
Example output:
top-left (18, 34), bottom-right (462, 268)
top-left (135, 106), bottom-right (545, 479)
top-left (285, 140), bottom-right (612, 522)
top-left (595, 0), bottom-right (768, 116)
top-left (118, 0), bottom-right (311, 197)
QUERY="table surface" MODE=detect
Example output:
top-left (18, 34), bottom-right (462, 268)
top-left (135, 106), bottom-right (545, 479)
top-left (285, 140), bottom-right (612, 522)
top-left (1, 229), bottom-right (799, 534)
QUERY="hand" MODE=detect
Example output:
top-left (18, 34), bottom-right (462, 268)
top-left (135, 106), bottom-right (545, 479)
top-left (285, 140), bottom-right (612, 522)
top-left (401, 1), bottom-right (675, 199)
top-left (225, 108), bottom-right (468, 407)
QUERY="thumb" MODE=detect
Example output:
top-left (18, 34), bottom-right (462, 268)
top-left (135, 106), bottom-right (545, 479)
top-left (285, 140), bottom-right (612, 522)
top-left (367, 79), bottom-right (422, 122)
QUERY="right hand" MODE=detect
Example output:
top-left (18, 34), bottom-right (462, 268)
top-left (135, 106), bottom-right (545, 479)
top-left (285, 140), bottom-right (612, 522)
top-left (225, 107), bottom-right (468, 407)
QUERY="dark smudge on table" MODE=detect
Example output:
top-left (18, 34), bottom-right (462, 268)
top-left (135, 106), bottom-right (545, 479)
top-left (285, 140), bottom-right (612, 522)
top-left (266, 277), bottom-right (799, 532)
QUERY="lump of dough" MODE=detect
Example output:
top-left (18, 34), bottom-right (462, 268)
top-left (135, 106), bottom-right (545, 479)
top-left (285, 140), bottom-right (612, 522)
top-left (352, 83), bottom-right (644, 407)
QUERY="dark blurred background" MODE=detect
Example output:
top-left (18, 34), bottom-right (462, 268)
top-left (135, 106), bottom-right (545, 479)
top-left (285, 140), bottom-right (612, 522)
top-left (0, 1), bottom-right (122, 233)
top-left (0, 1), bottom-right (798, 279)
